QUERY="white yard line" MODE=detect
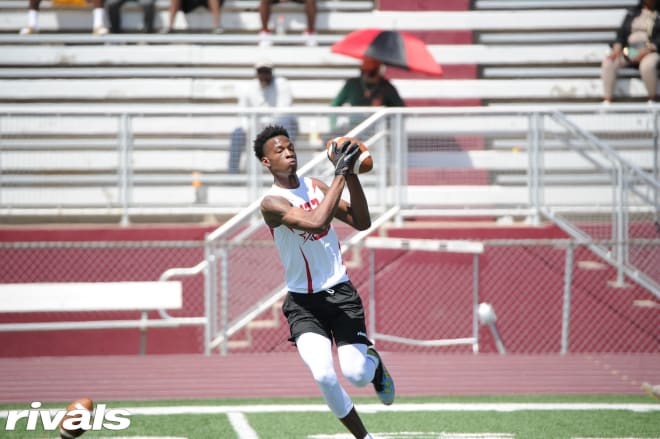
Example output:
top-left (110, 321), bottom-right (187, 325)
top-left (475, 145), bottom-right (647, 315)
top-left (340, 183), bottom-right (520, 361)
top-left (227, 411), bottom-right (260, 439)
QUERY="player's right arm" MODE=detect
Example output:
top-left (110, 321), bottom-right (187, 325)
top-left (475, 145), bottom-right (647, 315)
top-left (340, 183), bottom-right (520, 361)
top-left (260, 176), bottom-right (347, 234)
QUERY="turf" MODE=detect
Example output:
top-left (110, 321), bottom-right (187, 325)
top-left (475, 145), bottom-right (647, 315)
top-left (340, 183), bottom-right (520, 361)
top-left (1, 395), bottom-right (658, 439)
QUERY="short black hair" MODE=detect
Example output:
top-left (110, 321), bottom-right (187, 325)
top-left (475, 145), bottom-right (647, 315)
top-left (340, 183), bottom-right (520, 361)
top-left (253, 124), bottom-right (290, 160)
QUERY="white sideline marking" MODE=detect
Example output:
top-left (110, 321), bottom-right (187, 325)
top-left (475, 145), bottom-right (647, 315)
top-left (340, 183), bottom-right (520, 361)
top-left (227, 411), bottom-right (260, 439)
top-left (85, 402), bottom-right (660, 416)
top-left (3, 403), bottom-right (659, 420)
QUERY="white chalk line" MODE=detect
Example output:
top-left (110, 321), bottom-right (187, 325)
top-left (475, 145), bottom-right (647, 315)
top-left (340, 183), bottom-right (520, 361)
top-left (227, 411), bottom-right (260, 439)
top-left (82, 402), bottom-right (660, 416)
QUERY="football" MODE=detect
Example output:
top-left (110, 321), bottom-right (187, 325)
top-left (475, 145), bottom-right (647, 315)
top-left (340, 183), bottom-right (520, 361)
top-left (59, 398), bottom-right (94, 439)
top-left (326, 136), bottom-right (373, 174)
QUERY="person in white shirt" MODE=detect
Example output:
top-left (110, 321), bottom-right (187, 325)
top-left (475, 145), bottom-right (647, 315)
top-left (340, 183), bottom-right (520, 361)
top-left (253, 124), bottom-right (395, 439)
top-left (228, 59), bottom-right (298, 173)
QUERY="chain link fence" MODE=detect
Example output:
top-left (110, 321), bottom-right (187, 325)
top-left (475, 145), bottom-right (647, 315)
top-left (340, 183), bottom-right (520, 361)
top-left (208, 235), bottom-right (659, 355)
top-left (0, 236), bottom-right (657, 356)
top-left (0, 241), bottom-right (208, 356)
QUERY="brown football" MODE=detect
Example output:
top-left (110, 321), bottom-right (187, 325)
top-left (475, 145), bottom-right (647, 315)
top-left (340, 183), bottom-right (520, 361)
top-left (59, 398), bottom-right (93, 439)
top-left (326, 136), bottom-right (373, 174)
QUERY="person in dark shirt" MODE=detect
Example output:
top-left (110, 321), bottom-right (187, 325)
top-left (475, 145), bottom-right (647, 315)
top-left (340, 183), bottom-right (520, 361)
top-left (601, 0), bottom-right (660, 104)
top-left (331, 57), bottom-right (405, 108)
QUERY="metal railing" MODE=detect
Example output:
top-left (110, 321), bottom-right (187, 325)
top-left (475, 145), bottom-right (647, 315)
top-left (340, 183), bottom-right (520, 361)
top-left (1, 104), bottom-right (658, 355)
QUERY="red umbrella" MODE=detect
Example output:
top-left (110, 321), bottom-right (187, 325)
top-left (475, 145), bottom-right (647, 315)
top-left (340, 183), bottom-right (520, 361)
top-left (331, 28), bottom-right (443, 77)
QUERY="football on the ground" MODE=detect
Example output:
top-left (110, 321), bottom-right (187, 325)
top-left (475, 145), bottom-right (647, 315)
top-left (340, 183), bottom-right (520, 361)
top-left (326, 136), bottom-right (373, 174)
top-left (59, 398), bottom-right (93, 439)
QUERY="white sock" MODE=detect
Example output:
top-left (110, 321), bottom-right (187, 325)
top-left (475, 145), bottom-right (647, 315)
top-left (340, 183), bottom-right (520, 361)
top-left (363, 434), bottom-right (373, 439)
top-left (93, 8), bottom-right (105, 28)
top-left (28, 10), bottom-right (38, 29)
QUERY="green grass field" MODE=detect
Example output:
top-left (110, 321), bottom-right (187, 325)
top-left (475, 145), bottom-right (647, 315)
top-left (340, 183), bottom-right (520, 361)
top-left (2, 395), bottom-right (659, 439)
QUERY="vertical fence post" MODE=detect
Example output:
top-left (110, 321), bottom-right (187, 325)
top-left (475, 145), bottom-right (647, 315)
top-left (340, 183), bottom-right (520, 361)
top-left (203, 239), bottom-right (214, 355)
top-left (652, 109), bottom-right (659, 226)
top-left (528, 112), bottom-right (542, 226)
top-left (392, 112), bottom-right (406, 226)
top-left (561, 243), bottom-right (574, 355)
top-left (248, 112), bottom-right (259, 203)
top-left (219, 246), bottom-right (229, 356)
top-left (368, 247), bottom-right (376, 343)
top-left (118, 113), bottom-right (132, 226)
top-left (472, 253), bottom-right (480, 354)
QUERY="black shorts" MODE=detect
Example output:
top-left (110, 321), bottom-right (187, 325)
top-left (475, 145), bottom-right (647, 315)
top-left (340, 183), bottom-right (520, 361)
top-left (282, 281), bottom-right (371, 347)
top-left (180, 0), bottom-right (225, 13)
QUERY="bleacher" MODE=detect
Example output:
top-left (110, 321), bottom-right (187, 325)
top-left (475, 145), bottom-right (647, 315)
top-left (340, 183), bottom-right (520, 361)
top-left (0, 0), bottom-right (656, 222)
top-left (0, 0), bottom-right (642, 106)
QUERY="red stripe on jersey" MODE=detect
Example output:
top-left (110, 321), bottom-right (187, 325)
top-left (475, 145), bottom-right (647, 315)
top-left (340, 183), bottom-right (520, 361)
top-left (299, 248), bottom-right (313, 293)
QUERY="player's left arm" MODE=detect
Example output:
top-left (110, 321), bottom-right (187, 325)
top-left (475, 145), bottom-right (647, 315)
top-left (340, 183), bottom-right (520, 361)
top-left (313, 176), bottom-right (371, 231)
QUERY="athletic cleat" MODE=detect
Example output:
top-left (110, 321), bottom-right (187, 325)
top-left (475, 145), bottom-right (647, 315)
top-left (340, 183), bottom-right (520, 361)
top-left (367, 347), bottom-right (395, 405)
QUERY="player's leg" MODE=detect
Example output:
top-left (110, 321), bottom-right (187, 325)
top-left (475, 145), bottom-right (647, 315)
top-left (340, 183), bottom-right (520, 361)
top-left (337, 343), bottom-right (374, 387)
top-left (296, 332), bottom-right (373, 439)
top-left (332, 281), bottom-right (395, 405)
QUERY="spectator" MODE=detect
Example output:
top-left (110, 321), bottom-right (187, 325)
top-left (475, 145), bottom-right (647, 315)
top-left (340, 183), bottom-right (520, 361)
top-left (20, 0), bottom-right (109, 35)
top-left (164, 0), bottom-right (224, 33)
top-left (106, 0), bottom-right (156, 33)
top-left (601, 0), bottom-right (660, 104)
top-left (331, 57), bottom-right (405, 108)
top-left (228, 59), bottom-right (299, 173)
top-left (259, 0), bottom-right (317, 47)
top-left (330, 57), bottom-right (404, 136)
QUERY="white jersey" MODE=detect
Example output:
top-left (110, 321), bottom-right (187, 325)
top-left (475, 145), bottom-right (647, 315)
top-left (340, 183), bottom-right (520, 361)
top-left (266, 177), bottom-right (348, 294)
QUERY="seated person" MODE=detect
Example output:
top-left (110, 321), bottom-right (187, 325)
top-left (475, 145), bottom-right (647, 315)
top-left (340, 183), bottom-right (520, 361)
top-left (601, 0), bottom-right (660, 104)
top-left (331, 57), bottom-right (405, 108)
top-left (259, 0), bottom-right (317, 46)
top-left (106, 0), bottom-right (156, 33)
top-left (20, 0), bottom-right (108, 35)
top-left (164, 0), bottom-right (224, 33)
top-left (330, 57), bottom-right (404, 136)
top-left (229, 59), bottom-right (298, 173)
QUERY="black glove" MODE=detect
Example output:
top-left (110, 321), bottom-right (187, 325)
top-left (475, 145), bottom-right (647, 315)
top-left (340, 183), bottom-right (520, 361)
top-left (329, 139), bottom-right (360, 176)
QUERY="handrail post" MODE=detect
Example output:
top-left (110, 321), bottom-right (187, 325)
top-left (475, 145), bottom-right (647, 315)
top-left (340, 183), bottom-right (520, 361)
top-left (118, 113), bottom-right (133, 226)
top-left (614, 162), bottom-right (627, 285)
top-left (527, 112), bottom-right (542, 226)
